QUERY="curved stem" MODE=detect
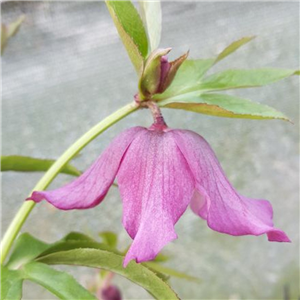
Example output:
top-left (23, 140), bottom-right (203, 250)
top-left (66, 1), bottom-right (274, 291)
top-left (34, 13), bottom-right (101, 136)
top-left (146, 101), bottom-right (167, 126)
top-left (0, 101), bottom-right (139, 264)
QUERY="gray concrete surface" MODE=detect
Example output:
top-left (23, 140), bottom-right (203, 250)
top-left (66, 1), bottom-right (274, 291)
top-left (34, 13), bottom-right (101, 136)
top-left (2, 2), bottom-right (299, 299)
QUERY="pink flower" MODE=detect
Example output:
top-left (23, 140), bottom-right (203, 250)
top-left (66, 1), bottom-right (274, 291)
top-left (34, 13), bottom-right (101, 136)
top-left (27, 124), bottom-right (290, 267)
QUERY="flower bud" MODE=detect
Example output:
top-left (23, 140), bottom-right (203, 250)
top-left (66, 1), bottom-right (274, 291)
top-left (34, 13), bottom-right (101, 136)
top-left (99, 285), bottom-right (122, 300)
top-left (138, 48), bottom-right (188, 99)
top-left (139, 48), bottom-right (171, 98)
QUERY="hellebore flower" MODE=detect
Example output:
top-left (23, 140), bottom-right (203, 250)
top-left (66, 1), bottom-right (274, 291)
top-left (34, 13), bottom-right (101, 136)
top-left (28, 122), bottom-right (290, 267)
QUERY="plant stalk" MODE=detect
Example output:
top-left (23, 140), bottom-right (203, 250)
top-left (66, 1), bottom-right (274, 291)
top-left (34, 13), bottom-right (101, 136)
top-left (0, 101), bottom-right (139, 264)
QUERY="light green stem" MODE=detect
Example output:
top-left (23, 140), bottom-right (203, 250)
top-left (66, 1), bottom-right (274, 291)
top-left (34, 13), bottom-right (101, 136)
top-left (0, 101), bottom-right (138, 264)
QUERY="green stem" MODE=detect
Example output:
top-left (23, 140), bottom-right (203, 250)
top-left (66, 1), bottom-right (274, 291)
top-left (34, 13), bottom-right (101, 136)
top-left (0, 101), bottom-right (139, 264)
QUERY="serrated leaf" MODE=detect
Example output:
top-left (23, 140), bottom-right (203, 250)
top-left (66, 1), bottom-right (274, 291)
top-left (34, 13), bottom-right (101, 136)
top-left (159, 92), bottom-right (290, 120)
top-left (6, 233), bottom-right (50, 270)
top-left (155, 36), bottom-right (256, 99)
top-left (106, 1), bottom-right (148, 73)
top-left (38, 240), bottom-right (117, 259)
top-left (143, 264), bottom-right (170, 282)
top-left (139, 1), bottom-right (162, 51)
top-left (215, 36), bottom-right (255, 64)
top-left (98, 231), bottom-right (118, 248)
top-left (145, 262), bottom-right (201, 283)
top-left (22, 262), bottom-right (96, 300)
top-left (154, 58), bottom-right (215, 99)
top-left (37, 248), bottom-right (180, 300)
top-left (199, 68), bottom-right (298, 91)
top-left (1, 266), bottom-right (23, 300)
top-left (37, 231), bottom-right (119, 258)
top-left (7, 232), bottom-right (120, 270)
top-left (1, 155), bottom-right (81, 176)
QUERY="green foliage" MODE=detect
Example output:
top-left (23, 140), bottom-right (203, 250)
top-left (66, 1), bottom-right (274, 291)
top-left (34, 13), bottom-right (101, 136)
top-left (2, 262), bottom-right (96, 300)
top-left (6, 233), bottom-right (49, 270)
top-left (22, 262), bottom-right (97, 300)
top-left (38, 239), bottom-right (116, 258)
top-left (1, 155), bottom-right (81, 176)
top-left (155, 36), bottom-right (255, 99)
top-left (200, 68), bottom-right (298, 91)
top-left (106, 1), bottom-right (148, 73)
top-left (37, 248), bottom-right (180, 300)
top-left (3, 232), bottom-right (198, 299)
top-left (1, 266), bottom-right (23, 300)
top-left (99, 231), bottom-right (118, 248)
top-left (145, 262), bottom-right (200, 283)
top-left (1, 15), bottom-right (25, 54)
top-left (62, 232), bottom-right (96, 241)
top-left (154, 59), bottom-right (215, 99)
top-left (153, 36), bottom-right (298, 120)
top-left (139, 1), bottom-right (162, 51)
top-left (159, 92), bottom-right (290, 120)
top-left (153, 252), bottom-right (170, 263)
top-left (214, 36), bottom-right (255, 63)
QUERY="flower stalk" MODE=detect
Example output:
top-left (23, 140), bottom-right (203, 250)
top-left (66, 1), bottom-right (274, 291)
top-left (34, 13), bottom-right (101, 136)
top-left (145, 101), bottom-right (167, 127)
top-left (0, 101), bottom-right (139, 264)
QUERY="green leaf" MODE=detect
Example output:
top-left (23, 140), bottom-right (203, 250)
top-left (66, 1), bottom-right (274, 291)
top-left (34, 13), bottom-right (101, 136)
top-left (37, 248), bottom-right (180, 300)
top-left (38, 240), bottom-right (117, 258)
top-left (98, 231), bottom-right (118, 248)
top-left (62, 232), bottom-right (96, 242)
top-left (37, 231), bottom-right (120, 258)
top-left (1, 15), bottom-right (25, 53)
top-left (199, 68), bottom-right (298, 91)
top-left (139, 1), bottom-right (162, 51)
top-left (154, 36), bottom-right (256, 99)
top-left (154, 58), bottom-right (215, 99)
top-left (6, 15), bottom-right (25, 38)
top-left (145, 262), bottom-right (201, 283)
top-left (1, 266), bottom-right (23, 300)
top-left (1, 24), bottom-right (7, 53)
top-left (152, 252), bottom-right (170, 263)
top-left (22, 262), bottom-right (96, 300)
top-left (215, 36), bottom-right (255, 63)
top-left (106, 1), bottom-right (148, 73)
top-left (159, 92), bottom-right (290, 121)
top-left (7, 232), bottom-right (118, 269)
top-left (6, 233), bottom-right (50, 269)
top-left (1, 155), bottom-right (81, 176)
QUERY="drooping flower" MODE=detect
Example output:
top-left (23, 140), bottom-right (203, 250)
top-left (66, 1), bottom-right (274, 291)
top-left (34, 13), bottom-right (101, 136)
top-left (27, 120), bottom-right (290, 267)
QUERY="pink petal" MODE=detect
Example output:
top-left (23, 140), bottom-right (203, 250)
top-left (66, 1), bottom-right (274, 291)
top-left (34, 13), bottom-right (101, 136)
top-left (172, 130), bottom-right (290, 242)
top-left (117, 129), bottom-right (195, 266)
top-left (27, 127), bottom-right (145, 210)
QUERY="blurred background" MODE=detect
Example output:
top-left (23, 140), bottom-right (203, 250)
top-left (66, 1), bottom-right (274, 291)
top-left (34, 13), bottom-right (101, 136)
top-left (1, 1), bottom-right (299, 299)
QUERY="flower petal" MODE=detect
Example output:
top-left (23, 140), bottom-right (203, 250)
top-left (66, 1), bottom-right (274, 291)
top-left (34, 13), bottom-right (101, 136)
top-left (27, 127), bottom-right (145, 210)
top-left (172, 130), bottom-right (290, 242)
top-left (117, 129), bottom-right (195, 266)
